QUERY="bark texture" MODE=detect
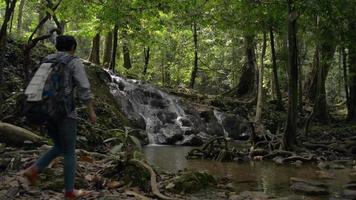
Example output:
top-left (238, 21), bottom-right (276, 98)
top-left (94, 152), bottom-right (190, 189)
top-left (284, 0), bottom-right (298, 149)
top-left (103, 31), bottom-right (113, 68)
top-left (89, 33), bottom-right (101, 65)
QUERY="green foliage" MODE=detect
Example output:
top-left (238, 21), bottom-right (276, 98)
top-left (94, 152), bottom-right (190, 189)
top-left (166, 171), bottom-right (216, 193)
top-left (104, 127), bottom-right (142, 158)
top-left (2, 0), bottom-right (356, 99)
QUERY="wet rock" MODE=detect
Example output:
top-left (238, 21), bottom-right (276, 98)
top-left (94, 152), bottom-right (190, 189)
top-left (229, 191), bottom-right (269, 200)
top-left (316, 170), bottom-right (336, 179)
top-left (349, 171), bottom-right (356, 181)
top-left (182, 134), bottom-right (204, 146)
top-left (221, 114), bottom-right (249, 140)
top-left (184, 129), bottom-right (200, 136)
top-left (273, 195), bottom-right (304, 200)
top-left (179, 117), bottom-right (192, 127)
top-left (343, 183), bottom-right (356, 190)
top-left (342, 189), bottom-right (356, 199)
top-left (290, 177), bottom-right (329, 195)
top-left (157, 111), bottom-right (177, 124)
top-left (166, 171), bottom-right (216, 194)
top-left (150, 99), bottom-right (167, 108)
top-left (129, 129), bottom-right (149, 145)
top-left (329, 163), bottom-right (346, 169)
top-left (157, 125), bottom-right (184, 144)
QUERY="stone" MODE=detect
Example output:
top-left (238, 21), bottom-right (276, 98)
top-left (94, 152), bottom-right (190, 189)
top-left (272, 195), bottom-right (304, 200)
top-left (342, 189), bottom-right (356, 199)
top-left (166, 171), bottom-right (216, 194)
top-left (343, 183), bottom-right (356, 190)
top-left (316, 170), bottom-right (336, 179)
top-left (150, 99), bottom-right (167, 108)
top-left (229, 191), bottom-right (269, 200)
top-left (221, 114), bottom-right (249, 140)
top-left (290, 177), bottom-right (329, 195)
top-left (182, 134), bottom-right (204, 146)
top-left (157, 111), bottom-right (178, 124)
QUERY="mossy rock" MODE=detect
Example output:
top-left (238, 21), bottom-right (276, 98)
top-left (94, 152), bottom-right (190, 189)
top-left (166, 171), bottom-right (216, 194)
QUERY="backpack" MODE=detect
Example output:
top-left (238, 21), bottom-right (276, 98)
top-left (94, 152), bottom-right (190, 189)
top-left (23, 55), bottom-right (75, 125)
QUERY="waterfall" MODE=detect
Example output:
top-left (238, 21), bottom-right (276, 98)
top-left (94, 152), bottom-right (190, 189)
top-left (102, 70), bottom-right (249, 145)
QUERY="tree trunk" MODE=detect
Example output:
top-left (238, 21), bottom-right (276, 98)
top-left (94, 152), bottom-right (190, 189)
top-left (88, 33), bottom-right (101, 65)
top-left (284, 0), bottom-right (298, 149)
top-left (270, 26), bottom-right (283, 110)
top-left (9, 7), bottom-right (15, 34)
top-left (189, 21), bottom-right (199, 88)
top-left (235, 34), bottom-right (256, 97)
top-left (161, 49), bottom-right (165, 86)
top-left (347, 20), bottom-right (356, 121)
top-left (111, 25), bottom-right (119, 73)
top-left (342, 47), bottom-right (350, 114)
top-left (143, 46), bottom-right (150, 75)
top-left (17, 0), bottom-right (26, 34)
top-left (122, 29), bottom-right (132, 69)
top-left (103, 31), bottom-right (113, 68)
top-left (255, 32), bottom-right (267, 122)
top-left (38, 0), bottom-right (45, 37)
top-left (0, 0), bottom-right (18, 48)
top-left (304, 48), bottom-right (319, 102)
top-left (313, 40), bottom-right (336, 122)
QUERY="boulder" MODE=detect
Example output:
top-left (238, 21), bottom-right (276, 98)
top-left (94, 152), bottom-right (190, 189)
top-left (342, 189), bottom-right (356, 199)
top-left (221, 114), bottom-right (249, 140)
top-left (229, 191), bottom-right (269, 200)
top-left (166, 171), bottom-right (216, 194)
top-left (290, 177), bottom-right (329, 195)
top-left (181, 134), bottom-right (204, 146)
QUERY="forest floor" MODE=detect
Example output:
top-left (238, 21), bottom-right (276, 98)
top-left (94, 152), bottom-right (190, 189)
top-left (1, 38), bottom-right (356, 199)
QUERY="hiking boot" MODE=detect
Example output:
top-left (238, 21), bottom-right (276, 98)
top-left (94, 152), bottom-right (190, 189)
top-left (22, 165), bottom-right (38, 185)
top-left (65, 189), bottom-right (90, 200)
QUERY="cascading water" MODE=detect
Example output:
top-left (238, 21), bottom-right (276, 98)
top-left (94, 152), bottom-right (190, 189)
top-left (102, 70), bottom-right (250, 145)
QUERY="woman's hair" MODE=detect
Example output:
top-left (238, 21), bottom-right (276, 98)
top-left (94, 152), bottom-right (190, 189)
top-left (55, 35), bottom-right (77, 51)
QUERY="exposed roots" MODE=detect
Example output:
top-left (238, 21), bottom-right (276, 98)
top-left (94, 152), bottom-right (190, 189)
top-left (128, 159), bottom-right (172, 200)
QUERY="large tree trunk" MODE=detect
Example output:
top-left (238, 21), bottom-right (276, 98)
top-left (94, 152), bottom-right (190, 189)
top-left (0, 0), bottom-right (18, 48)
top-left (342, 47), bottom-right (350, 114)
top-left (255, 32), bottom-right (267, 122)
top-left (38, 0), bottom-right (45, 37)
top-left (189, 21), bottom-right (199, 88)
top-left (122, 29), bottom-right (132, 69)
top-left (347, 20), bottom-right (356, 121)
top-left (235, 34), bottom-right (256, 97)
top-left (111, 25), bottom-right (119, 73)
top-left (270, 26), bottom-right (283, 110)
top-left (103, 31), bottom-right (113, 68)
top-left (284, 0), bottom-right (298, 149)
top-left (313, 39), bottom-right (336, 122)
top-left (143, 46), bottom-right (150, 75)
top-left (88, 33), bottom-right (101, 65)
top-left (16, 0), bottom-right (26, 34)
top-left (304, 48), bottom-right (319, 102)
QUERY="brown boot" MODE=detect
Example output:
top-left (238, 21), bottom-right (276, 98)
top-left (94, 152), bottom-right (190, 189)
top-left (65, 189), bottom-right (90, 200)
top-left (22, 165), bottom-right (38, 185)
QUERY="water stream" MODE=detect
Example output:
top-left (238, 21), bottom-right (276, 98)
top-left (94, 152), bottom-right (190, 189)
top-left (144, 146), bottom-right (351, 199)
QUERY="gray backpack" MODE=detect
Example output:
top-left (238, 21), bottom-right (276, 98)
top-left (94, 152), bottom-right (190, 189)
top-left (24, 55), bottom-right (75, 124)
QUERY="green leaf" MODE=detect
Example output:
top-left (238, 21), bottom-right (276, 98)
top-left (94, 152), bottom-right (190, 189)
top-left (110, 143), bottom-right (124, 154)
top-left (129, 135), bottom-right (142, 151)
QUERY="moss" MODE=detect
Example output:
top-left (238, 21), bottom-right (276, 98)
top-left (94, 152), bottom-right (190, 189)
top-left (167, 171), bottom-right (216, 194)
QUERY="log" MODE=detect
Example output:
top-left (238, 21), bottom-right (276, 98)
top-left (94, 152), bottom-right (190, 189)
top-left (0, 122), bottom-right (44, 145)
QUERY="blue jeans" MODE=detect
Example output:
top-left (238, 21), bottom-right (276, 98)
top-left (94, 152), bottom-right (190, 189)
top-left (35, 118), bottom-right (77, 192)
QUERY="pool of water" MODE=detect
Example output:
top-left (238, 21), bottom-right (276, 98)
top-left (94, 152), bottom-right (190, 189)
top-left (143, 145), bottom-right (352, 199)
